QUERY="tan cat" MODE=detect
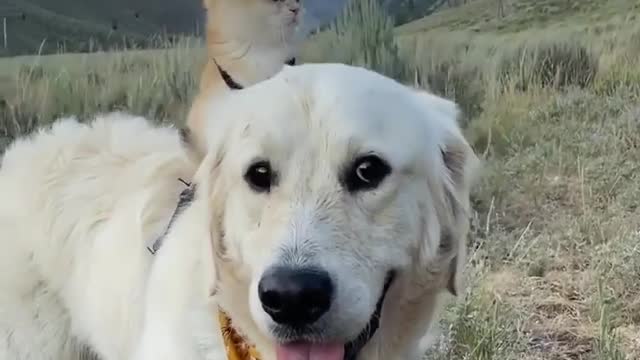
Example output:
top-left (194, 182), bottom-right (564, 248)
top-left (186, 0), bottom-right (304, 151)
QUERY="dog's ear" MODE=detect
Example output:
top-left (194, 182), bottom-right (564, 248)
top-left (440, 133), bottom-right (478, 297)
top-left (413, 90), bottom-right (479, 297)
top-left (188, 132), bottom-right (232, 294)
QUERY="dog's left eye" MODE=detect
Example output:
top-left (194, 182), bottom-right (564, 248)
top-left (344, 155), bottom-right (392, 192)
top-left (245, 161), bottom-right (275, 193)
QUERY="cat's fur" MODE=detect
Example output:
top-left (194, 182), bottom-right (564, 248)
top-left (186, 0), bottom-right (304, 151)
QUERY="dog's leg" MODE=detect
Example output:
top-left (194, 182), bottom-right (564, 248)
top-left (134, 190), bottom-right (218, 360)
top-left (133, 325), bottom-right (201, 360)
top-left (133, 242), bottom-right (203, 360)
top-left (133, 304), bottom-right (225, 360)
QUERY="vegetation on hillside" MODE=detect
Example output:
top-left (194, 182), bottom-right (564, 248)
top-left (381, 0), bottom-right (448, 25)
top-left (1, 0), bottom-right (449, 57)
top-left (1, 0), bottom-right (639, 358)
top-left (1, 0), bottom-right (202, 57)
top-left (397, 0), bottom-right (640, 34)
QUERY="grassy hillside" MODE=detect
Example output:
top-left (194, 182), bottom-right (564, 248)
top-left (0, 0), bottom-right (202, 57)
top-left (1, 0), bottom-right (443, 57)
top-left (397, 0), bottom-right (640, 34)
top-left (1, 0), bottom-right (639, 358)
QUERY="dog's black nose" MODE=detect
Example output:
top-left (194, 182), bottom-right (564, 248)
top-left (258, 267), bottom-right (333, 327)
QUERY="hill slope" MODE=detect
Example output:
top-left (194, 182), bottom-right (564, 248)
top-left (2, 0), bottom-right (364, 57)
top-left (397, 0), bottom-right (640, 34)
top-left (1, 0), bottom-right (204, 56)
top-left (1, 0), bottom-right (447, 57)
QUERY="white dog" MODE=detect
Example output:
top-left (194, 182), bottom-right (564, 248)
top-left (0, 63), bottom-right (479, 360)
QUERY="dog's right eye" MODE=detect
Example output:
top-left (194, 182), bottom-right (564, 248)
top-left (343, 154), bottom-right (392, 193)
top-left (245, 160), bottom-right (275, 193)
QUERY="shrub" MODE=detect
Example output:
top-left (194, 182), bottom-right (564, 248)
top-left (0, 40), bottom-right (201, 145)
top-left (499, 41), bottom-right (599, 91)
top-left (419, 60), bottom-right (485, 124)
top-left (303, 0), bottom-right (410, 82)
top-left (17, 64), bottom-right (46, 82)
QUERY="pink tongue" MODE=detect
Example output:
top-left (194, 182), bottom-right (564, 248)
top-left (276, 342), bottom-right (344, 360)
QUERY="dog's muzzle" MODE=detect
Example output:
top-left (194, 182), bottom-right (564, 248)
top-left (344, 271), bottom-right (396, 360)
top-left (257, 268), bottom-right (396, 360)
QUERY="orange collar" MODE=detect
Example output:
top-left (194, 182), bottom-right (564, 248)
top-left (218, 310), bottom-right (262, 360)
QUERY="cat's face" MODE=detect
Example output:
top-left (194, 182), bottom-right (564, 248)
top-left (265, 0), bottom-right (303, 27)
top-left (257, 0), bottom-right (303, 45)
top-left (207, 0), bottom-right (304, 47)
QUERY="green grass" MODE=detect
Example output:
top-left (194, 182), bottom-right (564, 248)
top-left (1, 0), bottom-right (639, 358)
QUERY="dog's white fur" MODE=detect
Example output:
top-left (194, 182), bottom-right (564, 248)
top-left (0, 63), bottom-right (478, 360)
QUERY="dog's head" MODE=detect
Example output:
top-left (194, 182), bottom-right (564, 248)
top-left (189, 63), bottom-right (479, 360)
